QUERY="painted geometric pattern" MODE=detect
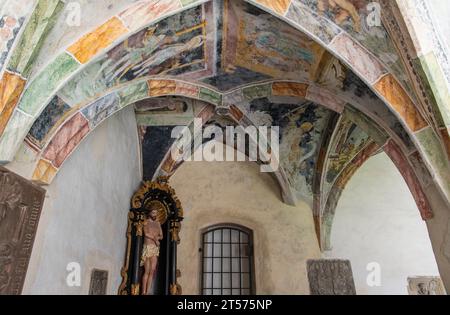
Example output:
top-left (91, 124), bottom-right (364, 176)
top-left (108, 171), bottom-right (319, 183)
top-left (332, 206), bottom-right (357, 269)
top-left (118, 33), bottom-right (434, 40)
top-left (0, 0), bottom-right (444, 234)
top-left (0, 0), bottom-right (438, 254)
top-left (0, 0), bottom-right (434, 171)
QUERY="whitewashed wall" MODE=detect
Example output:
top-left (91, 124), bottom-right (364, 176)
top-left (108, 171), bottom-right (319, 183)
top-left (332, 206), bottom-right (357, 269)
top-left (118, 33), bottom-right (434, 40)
top-left (170, 159), bottom-right (322, 295)
top-left (428, 0), bottom-right (450, 52)
top-left (325, 153), bottom-right (440, 295)
top-left (22, 106), bottom-right (141, 295)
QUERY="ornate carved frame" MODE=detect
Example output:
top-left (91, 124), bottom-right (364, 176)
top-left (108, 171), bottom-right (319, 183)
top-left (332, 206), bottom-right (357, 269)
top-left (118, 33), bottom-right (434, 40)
top-left (118, 177), bottom-right (183, 295)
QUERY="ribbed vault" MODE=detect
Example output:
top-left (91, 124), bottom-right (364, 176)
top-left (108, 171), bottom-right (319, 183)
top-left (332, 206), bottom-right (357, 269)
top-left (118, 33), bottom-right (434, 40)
top-left (1, 0), bottom-right (450, 254)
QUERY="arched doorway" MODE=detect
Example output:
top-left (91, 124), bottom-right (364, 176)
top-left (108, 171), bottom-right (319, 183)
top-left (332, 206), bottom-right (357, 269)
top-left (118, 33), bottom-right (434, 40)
top-left (1, 0), bottom-right (449, 295)
top-left (325, 153), bottom-right (442, 294)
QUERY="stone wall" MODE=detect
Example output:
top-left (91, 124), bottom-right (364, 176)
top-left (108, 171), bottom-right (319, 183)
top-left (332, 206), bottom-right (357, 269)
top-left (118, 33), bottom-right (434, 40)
top-left (326, 153), bottom-right (440, 295)
top-left (170, 159), bottom-right (321, 295)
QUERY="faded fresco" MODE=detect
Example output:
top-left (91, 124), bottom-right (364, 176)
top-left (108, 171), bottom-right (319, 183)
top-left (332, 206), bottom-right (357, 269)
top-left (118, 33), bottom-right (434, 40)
top-left (2, 0), bottom-right (448, 276)
top-left (135, 97), bottom-right (195, 126)
top-left (247, 97), bottom-right (333, 202)
top-left (26, 96), bottom-right (71, 150)
top-left (56, 0), bottom-right (330, 103)
top-left (59, 4), bottom-right (214, 106)
top-left (0, 0), bottom-right (35, 72)
top-left (16, 1), bottom-right (418, 197)
top-left (322, 115), bottom-right (370, 198)
top-left (220, 0), bottom-right (324, 88)
top-left (141, 125), bottom-right (181, 180)
top-left (297, 0), bottom-right (413, 95)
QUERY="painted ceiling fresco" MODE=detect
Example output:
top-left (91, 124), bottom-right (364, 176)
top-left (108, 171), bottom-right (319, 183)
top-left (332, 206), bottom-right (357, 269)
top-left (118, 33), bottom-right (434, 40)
top-left (58, 4), bottom-right (214, 107)
top-left (54, 0), bottom-right (329, 107)
top-left (19, 0), bottom-right (427, 165)
top-left (0, 0), bottom-right (35, 72)
top-left (242, 98), bottom-right (331, 201)
top-left (2, 0), bottom-right (447, 250)
top-left (321, 115), bottom-right (371, 200)
top-left (207, 0), bottom-right (324, 89)
top-left (292, 0), bottom-right (413, 96)
top-left (137, 94), bottom-right (337, 205)
top-left (25, 0), bottom-right (333, 151)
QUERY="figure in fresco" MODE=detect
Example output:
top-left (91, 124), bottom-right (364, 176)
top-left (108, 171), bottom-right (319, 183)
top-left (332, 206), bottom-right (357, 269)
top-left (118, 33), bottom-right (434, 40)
top-left (140, 205), bottom-right (163, 295)
top-left (95, 27), bottom-right (204, 85)
top-left (234, 5), bottom-right (318, 78)
top-left (317, 0), bottom-right (366, 32)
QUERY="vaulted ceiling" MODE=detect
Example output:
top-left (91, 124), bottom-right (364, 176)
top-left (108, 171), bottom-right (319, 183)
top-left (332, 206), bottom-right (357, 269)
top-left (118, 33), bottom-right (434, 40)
top-left (1, 0), bottom-right (450, 249)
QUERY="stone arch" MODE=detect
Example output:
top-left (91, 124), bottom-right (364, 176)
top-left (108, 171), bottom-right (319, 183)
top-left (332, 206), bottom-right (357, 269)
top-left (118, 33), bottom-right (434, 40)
top-left (28, 75), bottom-right (413, 187)
top-left (321, 139), bottom-right (434, 250)
top-left (1, 0), bottom-right (448, 187)
top-left (152, 98), bottom-right (297, 206)
top-left (25, 76), bottom-right (439, 251)
top-left (30, 79), bottom-right (222, 184)
top-left (0, 0), bottom-right (448, 254)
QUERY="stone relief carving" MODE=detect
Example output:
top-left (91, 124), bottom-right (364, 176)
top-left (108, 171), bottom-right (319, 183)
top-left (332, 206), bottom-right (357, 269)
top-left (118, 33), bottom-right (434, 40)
top-left (89, 269), bottom-right (108, 295)
top-left (0, 167), bottom-right (45, 295)
top-left (307, 259), bottom-right (356, 295)
top-left (407, 277), bottom-right (446, 295)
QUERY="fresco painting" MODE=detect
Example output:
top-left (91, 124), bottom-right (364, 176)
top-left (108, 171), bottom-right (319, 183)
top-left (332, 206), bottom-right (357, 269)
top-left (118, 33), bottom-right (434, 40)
top-left (0, 0), bottom-right (35, 72)
top-left (0, 0), bottom-right (441, 221)
top-left (202, 66), bottom-right (271, 91)
top-left (280, 103), bottom-right (332, 202)
top-left (247, 97), bottom-right (333, 203)
top-left (59, 4), bottom-right (214, 106)
top-left (19, 0), bottom-right (420, 166)
top-left (26, 96), bottom-right (72, 150)
top-left (322, 116), bottom-right (370, 198)
top-left (81, 93), bottom-right (121, 129)
top-left (0, 0), bottom-right (447, 267)
top-left (286, 0), bottom-right (342, 44)
top-left (7, 0), bottom-right (65, 77)
top-left (299, 0), bottom-right (413, 93)
top-left (135, 97), bottom-right (195, 126)
top-left (41, 112), bottom-right (90, 169)
top-left (0, 71), bottom-right (26, 136)
top-left (142, 126), bottom-right (177, 180)
top-left (222, 0), bottom-right (324, 84)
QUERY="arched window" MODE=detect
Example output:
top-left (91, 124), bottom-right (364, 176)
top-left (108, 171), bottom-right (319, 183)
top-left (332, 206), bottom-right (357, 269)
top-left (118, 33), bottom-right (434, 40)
top-left (200, 224), bottom-right (255, 295)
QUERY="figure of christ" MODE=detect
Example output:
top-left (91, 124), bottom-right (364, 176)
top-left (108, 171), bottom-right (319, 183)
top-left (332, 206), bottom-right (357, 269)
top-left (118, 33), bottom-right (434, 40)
top-left (140, 208), bottom-right (163, 295)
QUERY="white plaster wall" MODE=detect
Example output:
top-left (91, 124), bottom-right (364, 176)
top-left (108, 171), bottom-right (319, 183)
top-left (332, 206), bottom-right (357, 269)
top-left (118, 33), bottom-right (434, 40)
top-left (170, 160), bottom-right (321, 295)
top-left (22, 106), bottom-right (141, 295)
top-left (428, 0), bottom-right (450, 52)
top-left (325, 153), bottom-right (440, 295)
